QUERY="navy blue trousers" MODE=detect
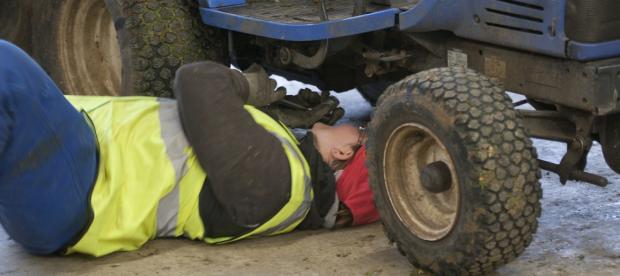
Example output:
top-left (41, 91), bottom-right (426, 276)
top-left (0, 40), bottom-right (97, 254)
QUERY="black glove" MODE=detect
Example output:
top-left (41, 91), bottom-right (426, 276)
top-left (262, 89), bottom-right (345, 129)
top-left (242, 63), bottom-right (286, 107)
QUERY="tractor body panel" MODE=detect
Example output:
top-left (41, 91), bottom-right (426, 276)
top-left (199, 5), bottom-right (399, 41)
top-left (199, 0), bottom-right (620, 61)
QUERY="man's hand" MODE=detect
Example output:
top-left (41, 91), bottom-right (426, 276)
top-left (262, 89), bottom-right (345, 129)
top-left (334, 203), bottom-right (353, 229)
top-left (242, 63), bottom-right (286, 107)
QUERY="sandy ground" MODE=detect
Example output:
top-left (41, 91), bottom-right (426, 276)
top-left (1, 87), bottom-right (619, 275)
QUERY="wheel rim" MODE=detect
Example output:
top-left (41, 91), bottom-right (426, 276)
top-left (58, 0), bottom-right (121, 95)
top-left (383, 123), bottom-right (460, 241)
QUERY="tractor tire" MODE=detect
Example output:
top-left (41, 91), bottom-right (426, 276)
top-left (600, 113), bottom-right (620, 174)
top-left (32, 0), bottom-right (228, 96)
top-left (0, 0), bottom-right (32, 53)
top-left (367, 67), bottom-right (542, 275)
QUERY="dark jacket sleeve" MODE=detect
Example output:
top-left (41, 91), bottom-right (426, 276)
top-left (174, 62), bottom-right (291, 228)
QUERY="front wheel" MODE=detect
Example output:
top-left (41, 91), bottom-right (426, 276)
top-left (367, 67), bottom-right (542, 275)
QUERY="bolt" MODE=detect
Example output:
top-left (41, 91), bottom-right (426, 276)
top-left (279, 47), bottom-right (292, 65)
top-left (474, 15), bottom-right (481, 23)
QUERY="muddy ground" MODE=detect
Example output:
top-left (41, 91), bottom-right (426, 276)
top-left (1, 89), bottom-right (619, 275)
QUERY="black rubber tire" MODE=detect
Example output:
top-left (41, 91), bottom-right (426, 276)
top-left (600, 113), bottom-right (620, 174)
top-left (32, 0), bottom-right (228, 96)
top-left (367, 67), bottom-right (542, 275)
top-left (0, 0), bottom-right (32, 53)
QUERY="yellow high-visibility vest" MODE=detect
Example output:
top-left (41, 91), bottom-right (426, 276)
top-left (64, 96), bottom-right (312, 257)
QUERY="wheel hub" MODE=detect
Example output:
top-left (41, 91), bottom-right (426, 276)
top-left (420, 161), bottom-right (453, 193)
top-left (383, 123), bottom-right (460, 241)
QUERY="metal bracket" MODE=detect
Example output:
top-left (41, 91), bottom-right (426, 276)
top-left (557, 137), bottom-right (591, 184)
top-left (538, 160), bottom-right (607, 187)
top-left (362, 49), bottom-right (410, 77)
top-left (279, 41), bottom-right (330, 70)
top-left (519, 108), bottom-right (607, 187)
top-left (556, 108), bottom-right (595, 184)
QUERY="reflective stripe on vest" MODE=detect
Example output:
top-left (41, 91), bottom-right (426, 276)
top-left (256, 132), bottom-right (312, 236)
top-left (63, 96), bottom-right (312, 256)
top-left (155, 99), bottom-right (190, 237)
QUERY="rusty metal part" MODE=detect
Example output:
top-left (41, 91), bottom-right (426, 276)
top-left (520, 108), bottom-right (602, 185)
top-left (362, 49), bottom-right (410, 77)
top-left (383, 123), bottom-right (459, 241)
top-left (520, 110), bottom-right (575, 143)
top-left (409, 33), bottom-right (620, 115)
top-left (288, 40), bottom-right (330, 69)
top-left (556, 108), bottom-right (595, 184)
top-left (279, 47), bottom-right (293, 65)
top-left (363, 49), bottom-right (410, 62)
top-left (277, 0), bottom-right (331, 70)
top-left (538, 160), bottom-right (608, 187)
top-left (558, 137), bottom-right (591, 184)
top-left (364, 63), bottom-right (387, 78)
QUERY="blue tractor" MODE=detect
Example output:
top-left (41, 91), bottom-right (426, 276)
top-left (2, 0), bottom-right (619, 274)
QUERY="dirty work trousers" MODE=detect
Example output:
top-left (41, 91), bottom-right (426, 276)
top-left (0, 40), bottom-right (98, 255)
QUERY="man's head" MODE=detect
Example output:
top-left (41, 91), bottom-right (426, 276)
top-left (309, 122), bottom-right (379, 227)
top-left (310, 122), bottom-right (366, 170)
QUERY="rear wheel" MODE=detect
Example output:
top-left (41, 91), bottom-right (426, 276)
top-left (32, 0), bottom-right (227, 96)
top-left (367, 67), bottom-right (542, 275)
top-left (0, 0), bottom-right (32, 52)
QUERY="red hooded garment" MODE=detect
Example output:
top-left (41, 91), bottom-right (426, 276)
top-left (336, 146), bottom-right (380, 226)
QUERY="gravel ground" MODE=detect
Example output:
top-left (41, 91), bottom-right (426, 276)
top-left (1, 85), bottom-right (619, 275)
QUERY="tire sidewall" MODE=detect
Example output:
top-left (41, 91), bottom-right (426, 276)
top-left (31, 0), bottom-right (120, 95)
top-left (0, 0), bottom-right (32, 53)
top-left (30, 0), bottom-right (67, 90)
top-left (104, 0), bottom-right (134, 96)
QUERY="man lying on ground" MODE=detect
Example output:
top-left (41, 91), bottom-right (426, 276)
top-left (0, 40), bottom-right (379, 257)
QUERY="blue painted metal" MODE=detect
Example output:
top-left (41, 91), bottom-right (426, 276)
top-left (198, 0), bottom-right (620, 61)
top-left (398, 0), bottom-right (568, 58)
top-left (568, 39), bottom-right (620, 61)
top-left (199, 0), bottom-right (246, 8)
top-left (199, 7), bottom-right (399, 41)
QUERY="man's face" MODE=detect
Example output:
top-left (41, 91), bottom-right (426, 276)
top-left (311, 122), bottom-right (362, 148)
